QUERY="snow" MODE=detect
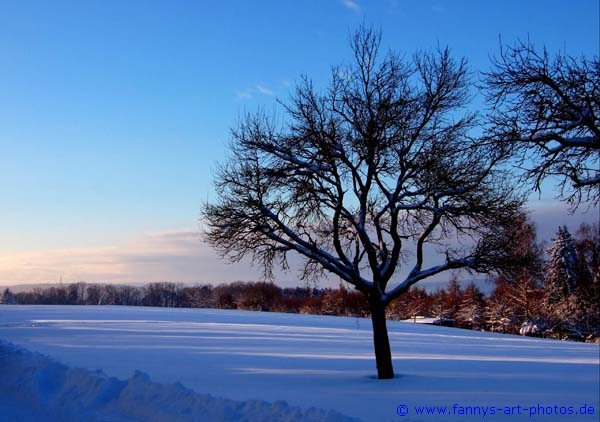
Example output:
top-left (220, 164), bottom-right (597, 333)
top-left (400, 316), bottom-right (437, 324)
top-left (1, 305), bottom-right (599, 421)
top-left (0, 342), bottom-right (356, 422)
top-left (519, 319), bottom-right (544, 336)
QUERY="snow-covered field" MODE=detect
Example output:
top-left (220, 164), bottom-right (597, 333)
top-left (0, 306), bottom-right (598, 421)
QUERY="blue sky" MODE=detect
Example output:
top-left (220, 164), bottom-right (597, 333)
top-left (0, 0), bottom-right (598, 285)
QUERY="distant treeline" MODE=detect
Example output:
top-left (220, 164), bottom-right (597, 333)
top-left (6, 280), bottom-right (370, 315)
top-left (3, 275), bottom-right (597, 342)
top-left (2, 278), bottom-right (466, 320)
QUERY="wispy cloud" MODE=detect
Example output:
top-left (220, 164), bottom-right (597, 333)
top-left (0, 231), bottom-right (257, 285)
top-left (236, 84), bottom-right (275, 101)
top-left (255, 85), bottom-right (274, 95)
top-left (0, 230), bottom-right (326, 287)
top-left (340, 0), bottom-right (361, 13)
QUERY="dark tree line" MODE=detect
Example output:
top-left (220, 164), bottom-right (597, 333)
top-left (5, 281), bottom-right (333, 312)
top-left (6, 281), bottom-right (314, 311)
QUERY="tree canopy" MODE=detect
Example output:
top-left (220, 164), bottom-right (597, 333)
top-left (203, 28), bottom-right (523, 379)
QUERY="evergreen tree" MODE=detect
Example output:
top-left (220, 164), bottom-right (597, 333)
top-left (571, 225), bottom-right (600, 340)
top-left (541, 226), bottom-right (600, 340)
top-left (1, 288), bottom-right (16, 305)
top-left (574, 223), bottom-right (600, 306)
top-left (545, 226), bottom-right (579, 305)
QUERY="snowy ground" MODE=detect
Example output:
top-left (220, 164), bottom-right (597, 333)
top-left (0, 306), bottom-right (598, 421)
top-left (0, 342), bottom-right (355, 422)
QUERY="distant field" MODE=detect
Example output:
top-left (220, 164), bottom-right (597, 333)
top-left (0, 305), bottom-right (598, 421)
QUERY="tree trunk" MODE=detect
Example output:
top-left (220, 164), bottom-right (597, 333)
top-left (370, 300), bottom-right (394, 379)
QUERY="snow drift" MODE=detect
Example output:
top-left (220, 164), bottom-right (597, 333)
top-left (0, 341), bottom-right (358, 422)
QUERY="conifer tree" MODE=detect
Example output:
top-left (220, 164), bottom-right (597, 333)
top-left (545, 226), bottom-right (579, 305)
top-left (1, 288), bottom-right (16, 305)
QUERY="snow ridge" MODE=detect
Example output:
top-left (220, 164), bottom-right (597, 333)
top-left (0, 341), bottom-right (359, 422)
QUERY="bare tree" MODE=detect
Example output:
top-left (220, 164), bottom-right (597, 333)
top-left (203, 28), bottom-right (522, 379)
top-left (484, 41), bottom-right (600, 206)
top-left (493, 211), bottom-right (544, 281)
